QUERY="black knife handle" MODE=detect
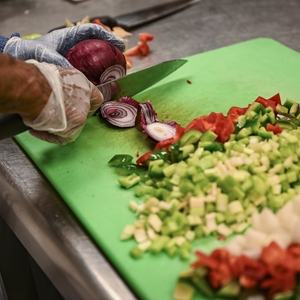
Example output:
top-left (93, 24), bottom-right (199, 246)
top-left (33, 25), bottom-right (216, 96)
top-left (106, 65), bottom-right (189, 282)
top-left (48, 16), bottom-right (118, 33)
top-left (0, 114), bottom-right (30, 140)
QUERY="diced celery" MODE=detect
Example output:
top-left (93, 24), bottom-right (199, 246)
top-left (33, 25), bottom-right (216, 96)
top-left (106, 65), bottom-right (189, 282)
top-left (134, 228), bottom-right (147, 243)
top-left (230, 222), bottom-right (249, 233)
top-left (130, 245), bottom-right (144, 259)
top-left (217, 223), bottom-right (233, 237)
top-left (173, 281), bottom-right (195, 300)
top-left (120, 224), bottom-right (135, 240)
top-left (199, 130), bottom-right (218, 142)
top-left (149, 236), bottom-right (170, 253)
top-left (118, 173), bottom-right (141, 189)
top-left (185, 230), bottom-right (196, 241)
top-left (148, 214), bottom-right (163, 232)
top-left (179, 247), bottom-right (190, 260)
top-left (205, 213), bottom-right (217, 232)
top-left (179, 130), bottom-right (202, 146)
top-left (166, 245), bottom-right (177, 257)
top-left (187, 215), bottom-right (202, 226)
top-left (179, 179), bottom-right (196, 194)
top-left (179, 144), bottom-right (195, 160)
top-left (197, 155), bottom-right (218, 170)
top-left (216, 193), bottom-right (229, 212)
top-left (228, 200), bottom-right (244, 214)
top-left (215, 212), bottom-right (226, 224)
top-left (162, 163), bottom-right (176, 178)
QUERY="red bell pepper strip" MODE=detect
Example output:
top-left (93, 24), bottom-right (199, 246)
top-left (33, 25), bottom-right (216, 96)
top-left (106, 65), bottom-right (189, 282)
top-left (136, 151), bottom-right (152, 166)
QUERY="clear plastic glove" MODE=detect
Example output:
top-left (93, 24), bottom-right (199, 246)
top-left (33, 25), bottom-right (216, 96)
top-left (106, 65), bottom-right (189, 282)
top-left (2, 24), bottom-right (125, 67)
top-left (24, 59), bottom-right (104, 145)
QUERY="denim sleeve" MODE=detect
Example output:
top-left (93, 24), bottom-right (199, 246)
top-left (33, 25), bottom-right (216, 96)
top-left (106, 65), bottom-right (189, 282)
top-left (0, 33), bottom-right (20, 52)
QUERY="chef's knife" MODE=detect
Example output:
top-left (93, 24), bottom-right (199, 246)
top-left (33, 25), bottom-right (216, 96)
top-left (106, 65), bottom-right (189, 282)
top-left (0, 59), bottom-right (187, 140)
top-left (48, 0), bottom-right (201, 32)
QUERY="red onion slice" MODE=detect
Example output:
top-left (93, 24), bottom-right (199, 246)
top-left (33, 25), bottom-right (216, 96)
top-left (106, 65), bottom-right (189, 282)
top-left (145, 122), bottom-right (176, 141)
top-left (99, 65), bottom-right (126, 83)
top-left (100, 101), bottom-right (137, 127)
top-left (98, 65), bottom-right (126, 102)
top-left (139, 101), bottom-right (158, 131)
top-left (119, 96), bottom-right (140, 109)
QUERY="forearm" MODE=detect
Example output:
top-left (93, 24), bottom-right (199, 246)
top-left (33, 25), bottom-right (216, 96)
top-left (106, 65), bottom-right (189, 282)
top-left (0, 53), bottom-right (51, 122)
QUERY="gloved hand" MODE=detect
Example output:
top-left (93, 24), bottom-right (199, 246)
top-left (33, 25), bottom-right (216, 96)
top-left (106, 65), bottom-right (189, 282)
top-left (23, 59), bottom-right (104, 144)
top-left (0, 24), bottom-right (125, 67)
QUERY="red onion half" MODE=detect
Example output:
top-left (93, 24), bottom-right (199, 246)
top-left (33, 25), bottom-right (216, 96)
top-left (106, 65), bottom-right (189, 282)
top-left (100, 101), bottom-right (137, 127)
top-left (65, 39), bottom-right (127, 86)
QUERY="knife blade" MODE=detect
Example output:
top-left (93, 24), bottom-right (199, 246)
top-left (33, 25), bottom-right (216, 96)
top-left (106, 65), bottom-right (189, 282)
top-left (98, 59), bottom-right (187, 102)
top-left (48, 0), bottom-right (201, 32)
top-left (0, 59), bottom-right (187, 140)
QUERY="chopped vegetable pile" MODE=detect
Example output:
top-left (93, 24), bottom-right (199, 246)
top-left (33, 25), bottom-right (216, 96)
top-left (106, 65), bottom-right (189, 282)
top-left (108, 93), bottom-right (300, 299)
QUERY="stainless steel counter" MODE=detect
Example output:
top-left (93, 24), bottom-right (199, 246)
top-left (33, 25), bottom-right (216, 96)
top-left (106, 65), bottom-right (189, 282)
top-left (1, 0), bottom-right (300, 299)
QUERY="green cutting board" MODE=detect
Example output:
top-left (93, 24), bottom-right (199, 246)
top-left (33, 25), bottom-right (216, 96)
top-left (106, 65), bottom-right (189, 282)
top-left (15, 38), bottom-right (300, 300)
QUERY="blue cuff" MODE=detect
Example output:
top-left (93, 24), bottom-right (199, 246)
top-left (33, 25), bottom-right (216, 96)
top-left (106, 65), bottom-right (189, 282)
top-left (0, 32), bottom-right (20, 52)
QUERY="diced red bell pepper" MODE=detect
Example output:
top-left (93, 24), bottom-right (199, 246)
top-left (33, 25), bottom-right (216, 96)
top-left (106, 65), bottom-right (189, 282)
top-left (239, 274), bottom-right (258, 289)
top-left (184, 112), bottom-right (235, 143)
top-left (268, 93), bottom-right (282, 106)
top-left (208, 263), bottom-right (232, 289)
top-left (255, 96), bottom-right (276, 111)
top-left (217, 117), bottom-right (235, 143)
top-left (260, 271), bottom-right (296, 300)
top-left (210, 248), bottom-right (231, 263)
top-left (259, 241), bottom-right (287, 267)
top-left (234, 254), bottom-right (267, 282)
top-left (227, 106), bottom-right (248, 123)
top-left (184, 117), bottom-right (206, 132)
top-left (190, 250), bottom-right (219, 270)
top-left (266, 123), bottom-right (282, 134)
top-left (228, 256), bottom-right (241, 278)
top-left (287, 244), bottom-right (300, 272)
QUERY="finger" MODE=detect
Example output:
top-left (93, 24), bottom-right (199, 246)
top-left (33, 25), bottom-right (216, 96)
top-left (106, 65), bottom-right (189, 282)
top-left (29, 129), bottom-right (70, 145)
top-left (4, 37), bottom-right (73, 67)
top-left (38, 24), bottom-right (125, 56)
top-left (89, 85), bottom-right (104, 116)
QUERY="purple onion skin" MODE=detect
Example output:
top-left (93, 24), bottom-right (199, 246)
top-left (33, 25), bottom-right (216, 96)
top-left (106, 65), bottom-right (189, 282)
top-left (65, 39), bottom-right (126, 85)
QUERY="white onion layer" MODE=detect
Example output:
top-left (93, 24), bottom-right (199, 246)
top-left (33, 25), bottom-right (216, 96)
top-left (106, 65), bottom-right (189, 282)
top-left (145, 122), bottom-right (176, 141)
